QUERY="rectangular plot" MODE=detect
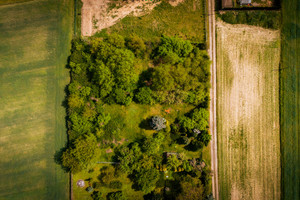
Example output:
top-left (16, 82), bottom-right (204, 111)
top-left (0, 0), bottom-right (72, 199)
top-left (216, 21), bottom-right (281, 200)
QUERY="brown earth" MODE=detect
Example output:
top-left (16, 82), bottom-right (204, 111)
top-left (81, 0), bottom-right (162, 36)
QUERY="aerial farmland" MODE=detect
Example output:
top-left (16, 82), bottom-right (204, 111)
top-left (0, 0), bottom-right (73, 199)
top-left (0, 0), bottom-right (299, 200)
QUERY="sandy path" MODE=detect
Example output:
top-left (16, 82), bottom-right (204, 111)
top-left (208, 0), bottom-right (219, 199)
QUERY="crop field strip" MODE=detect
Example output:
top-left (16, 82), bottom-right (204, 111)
top-left (216, 21), bottom-right (281, 200)
top-left (280, 0), bottom-right (300, 199)
top-left (0, 0), bottom-right (73, 199)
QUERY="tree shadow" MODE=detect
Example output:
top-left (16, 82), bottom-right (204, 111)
top-left (54, 145), bottom-right (69, 173)
top-left (137, 68), bottom-right (154, 88)
top-left (139, 118), bottom-right (153, 130)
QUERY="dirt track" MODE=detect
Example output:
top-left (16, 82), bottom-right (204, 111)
top-left (208, 0), bottom-right (219, 199)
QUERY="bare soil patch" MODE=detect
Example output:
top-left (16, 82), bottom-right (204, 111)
top-left (81, 0), bottom-right (162, 36)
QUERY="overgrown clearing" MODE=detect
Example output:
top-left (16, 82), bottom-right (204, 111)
top-left (0, 0), bottom-right (73, 199)
top-left (216, 21), bottom-right (281, 200)
top-left (73, 103), bottom-right (211, 199)
top-left (281, 0), bottom-right (300, 199)
top-left (97, 0), bottom-right (206, 43)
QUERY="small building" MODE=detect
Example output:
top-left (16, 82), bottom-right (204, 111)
top-left (240, 0), bottom-right (251, 5)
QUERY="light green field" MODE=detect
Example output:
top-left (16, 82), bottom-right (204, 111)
top-left (0, 0), bottom-right (73, 199)
top-left (216, 21), bottom-right (281, 200)
top-left (281, 1), bottom-right (300, 199)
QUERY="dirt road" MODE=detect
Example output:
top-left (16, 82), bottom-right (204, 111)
top-left (208, 0), bottom-right (219, 199)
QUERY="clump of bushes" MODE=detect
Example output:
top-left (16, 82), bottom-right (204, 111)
top-left (218, 11), bottom-right (281, 29)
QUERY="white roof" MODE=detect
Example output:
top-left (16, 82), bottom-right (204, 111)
top-left (240, 0), bottom-right (251, 4)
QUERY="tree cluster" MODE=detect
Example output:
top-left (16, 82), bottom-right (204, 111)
top-left (68, 34), bottom-right (210, 107)
top-left (172, 108), bottom-right (211, 151)
top-left (61, 34), bottom-right (212, 199)
top-left (116, 132), bottom-right (165, 194)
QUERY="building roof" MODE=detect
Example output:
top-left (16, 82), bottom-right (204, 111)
top-left (240, 0), bottom-right (251, 5)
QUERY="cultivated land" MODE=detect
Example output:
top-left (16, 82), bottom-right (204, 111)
top-left (281, 0), bottom-right (300, 199)
top-left (0, 0), bottom-right (73, 199)
top-left (216, 21), bottom-right (281, 200)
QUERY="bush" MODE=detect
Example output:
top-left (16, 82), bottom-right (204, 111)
top-left (106, 33), bottom-right (125, 48)
top-left (187, 139), bottom-right (204, 151)
top-left (135, 87), bottom-right (155, 105)
top-left (113, 88), bottom-right (132, 106)
top-left (107, 191), bottom-right (127, 200)
top-left (109, 180), bottom-right (123, 189)
top-left (91, 191), bottom-right (105, 200)
top-left (219, 11), bottom-right (281, 30)
top-left (154, 35), bottom-right (193, 64)
top-left (126, 35), bottom-right (146, 57)
top-left (93, 182), bottom-right (103, 189)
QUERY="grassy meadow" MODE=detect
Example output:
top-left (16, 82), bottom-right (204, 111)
top-left (216, 21), bottom-right (281, 200)
top-left (0, 0), bottom-right (73, 199)
top-left (280, 0), bottom-right (300, 199)
top-left (96, 0), bottom-right (206, 43)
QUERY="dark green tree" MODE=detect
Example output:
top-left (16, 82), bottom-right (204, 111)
top-left (107, 191), bottom-right (127, 200)
top-left (61, 133), bottom-right (99, 173)
top-left (135, 168), bottom-right (160, 194)
top-left (135, 87), bottom-right (155, 105)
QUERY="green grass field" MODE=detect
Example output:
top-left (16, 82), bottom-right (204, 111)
top-left (0, 0), bottom-right (73, 199)
top-left (97, 0), bottom-right (206, 43)
top-left (280, 1), bottom-right (300, 199)
top-left (216, 21), bottom-right (281, 200)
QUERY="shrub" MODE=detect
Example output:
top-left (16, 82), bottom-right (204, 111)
top-left (93, 182), bottom-right (103, 189)
top-left (106, 33), bottom-right (125, 48)
top-left (91, 191), bottom-right (105, 200)
top-left (109, 180), bottom-right (123, 189)
top-left (107, 191), bottom-right (127, 200)
top-left (135, 87), bottom-right (155, 105)
top-left (126, 35), bottom-right (146, 57)
top-left (113, 88), bottom-right (132, 106)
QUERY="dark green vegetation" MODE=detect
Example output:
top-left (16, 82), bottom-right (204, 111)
top-left (0, 0), bottom-right (73, 199)
top-left (218, 10), bottom-right (281, 29)
top-left (97, 0), bottom-right (206, 43)
top-left (280, 0), bottom-right (300, 199)
top-left (74, 0), bottom-right (83, 36)
top-left (62, 34), bottom-right (212, 199)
